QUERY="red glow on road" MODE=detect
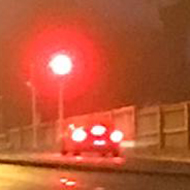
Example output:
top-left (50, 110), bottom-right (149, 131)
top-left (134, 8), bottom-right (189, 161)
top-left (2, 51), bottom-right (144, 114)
top-left (20, 21), bottom-right (103, 100)
top-left (60, 178), bottom-right (76, 188)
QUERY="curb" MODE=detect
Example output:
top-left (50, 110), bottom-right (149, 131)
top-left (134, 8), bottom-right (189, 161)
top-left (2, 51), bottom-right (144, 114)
top-left (0, 156), bottom-right (126, 173)
top-left (1, 155), bottom-right (190, 176)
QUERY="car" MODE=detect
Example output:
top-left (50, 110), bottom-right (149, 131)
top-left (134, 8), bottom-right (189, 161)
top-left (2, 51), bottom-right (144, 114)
top-left (60, 123), bottom-right (124, 157)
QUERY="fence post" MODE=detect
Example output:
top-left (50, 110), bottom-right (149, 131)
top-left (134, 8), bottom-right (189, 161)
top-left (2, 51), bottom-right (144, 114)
top-left (184, 103), bottom-right (190, 149)
top-left (158, 106), bottom-right (165, 149)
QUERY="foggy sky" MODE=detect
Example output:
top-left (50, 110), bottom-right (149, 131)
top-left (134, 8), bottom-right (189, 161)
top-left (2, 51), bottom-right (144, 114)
top-left (0, 0), bottom-right (189, 127)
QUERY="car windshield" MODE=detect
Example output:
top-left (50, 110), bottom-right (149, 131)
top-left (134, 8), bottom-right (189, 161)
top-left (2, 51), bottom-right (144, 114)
top-left (0, 0), bottom-right (190, 190)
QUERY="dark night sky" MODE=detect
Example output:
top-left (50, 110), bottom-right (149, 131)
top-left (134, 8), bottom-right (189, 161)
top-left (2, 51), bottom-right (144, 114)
top-left (0, 0), bottom-right (190, 128)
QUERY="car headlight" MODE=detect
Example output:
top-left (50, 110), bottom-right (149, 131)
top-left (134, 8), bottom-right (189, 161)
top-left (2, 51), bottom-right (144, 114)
top-left (110, 130), bottom-right (123, 143)
top-left (91, 125), bottom-right (106, 136)
top-left (72, 129), bottom-right (87, 142)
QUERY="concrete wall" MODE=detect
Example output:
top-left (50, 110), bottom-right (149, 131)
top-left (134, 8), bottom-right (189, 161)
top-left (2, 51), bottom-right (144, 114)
top-left (162, 103), bottom-right (188, 148)
top-left (2, 101), bottom-right (190, 151)
top-left (36, 123), bottom-right (55, 150)
top-left (2, 106), bottom-right (136, 151)
top-left (8, 128), bottom-right (22, 150)
top-left (136, 102), bottom-right (190, 149)
top-left (7, 122), bottom-right (56, 151)
top-left (112, 106), bottom-right (135, 140)
top-left (136, 106), bottom-right (160, 147)
top-left (0, 133), bottom-right (7, 150)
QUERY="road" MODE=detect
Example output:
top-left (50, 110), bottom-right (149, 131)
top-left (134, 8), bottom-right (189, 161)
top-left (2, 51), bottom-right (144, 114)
top-left (1, 163), bottom-right (190, 190)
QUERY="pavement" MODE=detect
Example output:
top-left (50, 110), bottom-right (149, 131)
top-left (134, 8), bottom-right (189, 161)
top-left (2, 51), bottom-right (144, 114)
top-left (2, 163), bottom-right (190, 190)
top-left (0, 152), bottom-right (126, 171)
top-left (1, 148), bottom-right (190, 175)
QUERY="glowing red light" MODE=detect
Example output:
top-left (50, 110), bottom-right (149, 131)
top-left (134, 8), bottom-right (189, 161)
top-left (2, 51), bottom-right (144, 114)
top-left (20, 22), bottom-right (104, 100)
top-left (110, 130), bottom-right (123, 143)
top-left (91, 125), bottom-right (106, 136)
top-left (49, 54), bottom-right (72, 75)
top-left (72, 129), bottom-right (87, 142)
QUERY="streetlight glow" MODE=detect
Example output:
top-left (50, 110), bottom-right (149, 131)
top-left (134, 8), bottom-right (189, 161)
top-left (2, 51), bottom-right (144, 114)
top-left (49, 54), bottom-right (72, 75)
